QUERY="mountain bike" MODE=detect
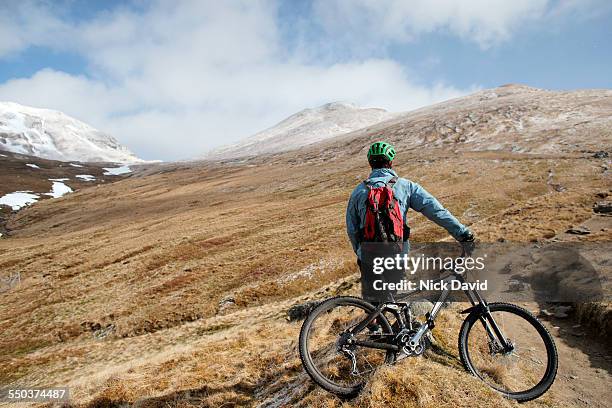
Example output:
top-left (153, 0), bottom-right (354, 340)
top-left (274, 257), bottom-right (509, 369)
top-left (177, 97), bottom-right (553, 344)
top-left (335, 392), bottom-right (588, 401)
top-left (298, 250), bottom-right (558, 402)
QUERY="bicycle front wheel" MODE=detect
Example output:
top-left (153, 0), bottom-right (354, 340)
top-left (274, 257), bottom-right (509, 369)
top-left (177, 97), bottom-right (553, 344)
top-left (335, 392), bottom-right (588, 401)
top-left (458, 302), bottom-right (558, 402)
top-left (299, 296), bottom-right (395, 397)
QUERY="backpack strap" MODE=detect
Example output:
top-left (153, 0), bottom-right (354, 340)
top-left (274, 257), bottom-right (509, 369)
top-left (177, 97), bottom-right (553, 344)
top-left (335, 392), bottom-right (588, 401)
top-left (364, 176), bottom-right (398, 188)
top-left (386, 177), bottom-right (398, 209)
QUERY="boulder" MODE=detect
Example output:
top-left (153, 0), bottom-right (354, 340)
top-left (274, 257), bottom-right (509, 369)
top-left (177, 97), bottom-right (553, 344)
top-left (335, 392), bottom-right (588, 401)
top-left (566, 226), bottom-right (591, 235)
top-left (508, 279), bottom-right (530, 292)
top-left (593, 151), bottom-right (609, 159)
top-left (593, 201), bottom-right (612, 214)
top-left (287, 301), bottom-right (321, 321)
top-left (409, 300), bottom-right (435, 317)
top-left (540, 304), bottom-right (574, 319)
top-left (218, 296), bottom-right (236, 313)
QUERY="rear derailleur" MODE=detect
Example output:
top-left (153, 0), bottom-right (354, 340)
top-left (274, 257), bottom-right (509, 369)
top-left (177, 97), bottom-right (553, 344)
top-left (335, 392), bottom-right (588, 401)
top-left (337, 332), bottom-right (359, 375)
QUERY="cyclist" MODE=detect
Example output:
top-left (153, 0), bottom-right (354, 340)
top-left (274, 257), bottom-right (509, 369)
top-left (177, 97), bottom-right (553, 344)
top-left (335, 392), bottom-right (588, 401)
top-left (346, 141), bottom-right (474, 306)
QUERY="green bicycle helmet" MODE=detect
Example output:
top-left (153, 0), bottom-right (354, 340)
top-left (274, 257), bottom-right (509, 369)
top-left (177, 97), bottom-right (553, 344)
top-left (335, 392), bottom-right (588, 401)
top-left (367, 141), bottom-right (396, 162)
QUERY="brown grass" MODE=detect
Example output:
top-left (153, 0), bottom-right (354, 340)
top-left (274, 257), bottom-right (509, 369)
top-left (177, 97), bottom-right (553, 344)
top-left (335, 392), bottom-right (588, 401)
top-left (0, 147), bottom-right (609, 407)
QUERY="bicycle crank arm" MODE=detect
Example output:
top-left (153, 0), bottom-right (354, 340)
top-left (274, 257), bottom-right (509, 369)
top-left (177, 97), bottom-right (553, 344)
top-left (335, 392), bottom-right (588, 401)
top-left (407, 321), bottom-right (430, 348)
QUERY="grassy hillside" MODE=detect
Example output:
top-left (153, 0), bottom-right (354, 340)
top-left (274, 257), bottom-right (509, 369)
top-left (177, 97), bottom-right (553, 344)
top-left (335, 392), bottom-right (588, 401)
top-left (1, 87), bottom-right (610, 407)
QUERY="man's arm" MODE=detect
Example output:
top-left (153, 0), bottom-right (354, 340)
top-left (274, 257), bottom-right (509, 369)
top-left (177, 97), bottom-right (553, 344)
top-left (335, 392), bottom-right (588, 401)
top-left (408, 181), bottom-right (470, 240)
top-left (346, 189), bottom-right (361, 256)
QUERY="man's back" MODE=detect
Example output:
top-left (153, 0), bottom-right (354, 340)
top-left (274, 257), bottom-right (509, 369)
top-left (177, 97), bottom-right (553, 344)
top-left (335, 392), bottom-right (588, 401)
top-left (346, 167), bottom-right (469, 259)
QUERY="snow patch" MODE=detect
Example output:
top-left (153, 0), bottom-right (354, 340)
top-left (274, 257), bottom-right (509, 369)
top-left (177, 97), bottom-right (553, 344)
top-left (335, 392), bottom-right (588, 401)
top-left (103, 165), bottom-right (131, 176)
top-left (44, 182), bottom-right (73, 198)
top-left (0, 153), bottom-right (7, 157)
top-left (69, 163), bottom-right (84, 168)
top-left (76, 174), bottom-right (96, 181)
top-left (0, 182), bottom-right (74, 211)
top-left (26, 163), bottom-right (40, 169)
top-left (0, 191), bottom-right (39, 210)
top-left (49, 178), bottom-right (69, 181)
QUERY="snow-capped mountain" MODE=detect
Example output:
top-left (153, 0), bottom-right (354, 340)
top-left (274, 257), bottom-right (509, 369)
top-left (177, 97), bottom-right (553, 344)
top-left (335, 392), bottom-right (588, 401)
top-left (206, 102), bottom-right (394, 159)
top-left (0, 102), bottom-right (141, 163)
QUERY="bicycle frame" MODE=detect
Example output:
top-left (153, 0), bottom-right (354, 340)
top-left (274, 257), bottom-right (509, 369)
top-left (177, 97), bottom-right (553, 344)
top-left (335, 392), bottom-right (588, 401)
top-left (348, 271), bottom-right (513, 353)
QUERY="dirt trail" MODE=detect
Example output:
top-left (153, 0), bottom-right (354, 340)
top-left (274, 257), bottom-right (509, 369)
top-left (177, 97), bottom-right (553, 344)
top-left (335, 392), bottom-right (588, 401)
top-left (546, 316), bottom-right (611, 407)
top-left (541, 214), bottom-right (612, 407)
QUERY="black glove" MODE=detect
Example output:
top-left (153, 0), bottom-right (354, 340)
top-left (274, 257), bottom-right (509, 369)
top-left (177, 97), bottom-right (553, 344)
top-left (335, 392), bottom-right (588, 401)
top-left (458, 230), bottom-right (475, 256)
top-left (459, 230), bottom-right (474, 242)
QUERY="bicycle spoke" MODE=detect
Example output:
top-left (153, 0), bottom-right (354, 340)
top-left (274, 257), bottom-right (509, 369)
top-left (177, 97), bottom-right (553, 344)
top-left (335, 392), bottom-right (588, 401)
top-left (303, 301), bottom-right (392, 390)
top-left (464, 307), bottom-right (552, 395)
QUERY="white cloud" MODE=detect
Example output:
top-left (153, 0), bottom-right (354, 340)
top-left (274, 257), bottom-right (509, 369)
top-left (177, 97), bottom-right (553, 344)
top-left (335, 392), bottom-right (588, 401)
top-left (0, 69), bottom-right (130, 123)
top-left (312, 0), bottom-right (612, 51)
top-left (0, 1), bottom-right (477, 160)
top-left (312, 0), bottom-right (551, 50)
top-left (0, 62), bottom-right (467, 160)
top-left (0, 1), bottom-right (70, 57)
top-left (545, 0), bottom-right (612, 21)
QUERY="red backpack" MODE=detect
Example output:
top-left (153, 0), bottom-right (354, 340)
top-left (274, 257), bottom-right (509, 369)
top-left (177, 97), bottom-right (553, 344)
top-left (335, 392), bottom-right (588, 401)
top-left (363, 177), bottom-right (404, 242)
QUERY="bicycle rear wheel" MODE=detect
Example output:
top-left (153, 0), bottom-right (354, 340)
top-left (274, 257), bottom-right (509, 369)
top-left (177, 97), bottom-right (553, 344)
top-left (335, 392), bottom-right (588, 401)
top-left (299, 296), bottom-right (395, 397)
top-left (458, 302), bottom-right (558, 402)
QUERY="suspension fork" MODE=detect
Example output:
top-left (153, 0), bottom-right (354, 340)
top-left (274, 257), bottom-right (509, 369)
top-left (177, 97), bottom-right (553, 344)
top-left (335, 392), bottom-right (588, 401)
top-left (463, 289), bottom-right (513, 351)
top-left (464, 287), bottom-right (495, 340)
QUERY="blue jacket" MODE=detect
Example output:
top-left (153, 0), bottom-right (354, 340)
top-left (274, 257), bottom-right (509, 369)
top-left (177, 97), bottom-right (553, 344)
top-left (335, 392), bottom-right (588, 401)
top-left (346, 168), bottom-right (469, 259)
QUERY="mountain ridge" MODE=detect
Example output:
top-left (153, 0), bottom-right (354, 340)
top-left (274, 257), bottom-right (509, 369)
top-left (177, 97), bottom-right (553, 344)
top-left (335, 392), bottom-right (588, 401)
top-left (0, 101), bottom-right (141, 163)
top-left (205, 85), bottom-right (612, 164)
top-left (206, 101), bottom-right (395, 160)
top-left (284, 85), bottom-right (612, 163)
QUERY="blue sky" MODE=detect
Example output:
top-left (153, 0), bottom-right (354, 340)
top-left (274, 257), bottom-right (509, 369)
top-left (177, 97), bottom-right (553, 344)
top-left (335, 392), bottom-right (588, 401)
top-left (0, 0), bottom-right (610, 160)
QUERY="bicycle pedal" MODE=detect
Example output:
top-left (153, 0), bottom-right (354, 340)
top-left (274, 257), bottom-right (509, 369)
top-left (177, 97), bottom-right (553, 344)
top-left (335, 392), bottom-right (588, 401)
top-left (395, 351), bottom-right (409, 362)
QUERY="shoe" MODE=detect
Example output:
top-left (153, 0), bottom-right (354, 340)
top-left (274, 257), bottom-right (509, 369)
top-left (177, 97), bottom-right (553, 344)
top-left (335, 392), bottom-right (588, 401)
top-left (367, 323), bottom-right (384, 341)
